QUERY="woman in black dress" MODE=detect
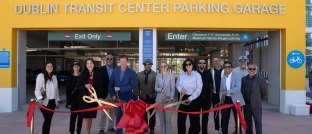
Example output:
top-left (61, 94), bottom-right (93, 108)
top-left (77, 58), bottom-right (106, 134)
top-left (66, 60), bottom-right (83, 134)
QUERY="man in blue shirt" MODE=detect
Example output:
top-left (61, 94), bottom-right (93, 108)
top-left (108, 55), bottom-right (137, 134)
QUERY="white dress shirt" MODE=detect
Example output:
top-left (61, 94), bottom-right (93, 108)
top-left (34, 73), bottom-right (60, 106)
top-left (225, 72), bottom-right (232, 96)
top-left (176, 70), bottom-right (203, 101)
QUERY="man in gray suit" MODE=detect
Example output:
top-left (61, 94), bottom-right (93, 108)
top-left (241, 63), bottom-right (267, 134)
top-left (134, 59), bottom-right (157, 133)
top-left (220, 61), bottom-right (245, 134)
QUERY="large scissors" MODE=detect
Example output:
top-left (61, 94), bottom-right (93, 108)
top-left (83, 86), bottom-right (117, 120)
top-left (164, 92), bottom-right (190, 109)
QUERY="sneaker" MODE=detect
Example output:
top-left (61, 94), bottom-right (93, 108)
top-left (99, 130), bottom-right (105, 134)
top-left (108, 128), bottom-right (116, 132)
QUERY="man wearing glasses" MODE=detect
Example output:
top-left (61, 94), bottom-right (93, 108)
top-left (220, 61), bottom-right (245, 134)
top-left (134, 59), bottom-right (157, 133)
top-left (197, 59), bottom-right (213, 134)
top-left (241, 63), bottom-right (267, 134)
top-left (98, 54), bottom-right (116, 134)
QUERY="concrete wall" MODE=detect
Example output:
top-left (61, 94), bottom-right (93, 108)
top-left (18, 31), bottom-right (27, 105)
top-left (268, 31), bottom-right (281, 107)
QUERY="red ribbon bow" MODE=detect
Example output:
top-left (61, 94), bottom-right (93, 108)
top-left (116, 99), bottom-right (149, 134)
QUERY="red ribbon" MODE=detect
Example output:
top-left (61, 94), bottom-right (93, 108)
top-left (25, 101), bottom-right (120, 127)
top-left (26, 101), bottom-right (36, 127)
top-left (234, 102), bottom-right (248, 130)
top-left (26, 100), bottom-right (247, 131)
top-left (116, 99), bottom-right (149, 134)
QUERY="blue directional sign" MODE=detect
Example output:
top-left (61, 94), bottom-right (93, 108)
top-left (287, 50), bottom-right (304, 69)
top-left (143, 29), bottom-right (153, 63)
top-left (0, 48), bottom-right (10, 68)
top-left (241, 33), bottom-right (251, 42)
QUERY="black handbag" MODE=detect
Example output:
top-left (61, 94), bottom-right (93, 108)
top-left (41, 89), bottom-right (47, 100)
top-left (40, 82), bottom-right (47, 100)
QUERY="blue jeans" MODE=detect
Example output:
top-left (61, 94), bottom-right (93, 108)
top-left (115, 107), bottom-right (123, 134)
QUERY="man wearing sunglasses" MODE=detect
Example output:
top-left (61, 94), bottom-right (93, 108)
top-left (241, 63), bottom-right (267, 134)
top-left (134, 59), bottom-right (157, 133)
top-left (197, 59), bottom-right (213, 134)
top-left (98, 54), bottom-right (116, 134)
top-left (220, 61), bottom-right (245, 134)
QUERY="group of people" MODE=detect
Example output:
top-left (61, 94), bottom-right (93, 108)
top-left (34, 54), bottom-right (267, 134)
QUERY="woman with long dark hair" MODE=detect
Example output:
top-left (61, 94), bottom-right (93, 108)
top-left (34, 61), bottom-right (60, 134)
top-left (77, 58), bottom-right (106, 134)
top-left (66, 60), bottom-right (83, 134)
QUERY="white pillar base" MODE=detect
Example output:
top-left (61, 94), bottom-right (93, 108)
top-left (0, 88), bottom-right (18, 113)
top-left (290, 104), bottom-right (310, 115)
top-left (280, 90), bottom-right (308, 114)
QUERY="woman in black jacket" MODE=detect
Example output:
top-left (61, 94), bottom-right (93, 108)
top-left (77, 58), bottom-right (107, 134)
top-left (66, 60), bottom-right (83, 134)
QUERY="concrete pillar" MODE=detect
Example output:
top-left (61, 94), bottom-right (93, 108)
top-left (18, 31), bottom-right (27, 105)
top-left (278, 30), bottom-right (308, 115)
top-left (0, 30), bottom-right (18, 113)
top-left (268, 31), bottom-right (281, 107)
top-left (139, 28), bottom-right (157, 72)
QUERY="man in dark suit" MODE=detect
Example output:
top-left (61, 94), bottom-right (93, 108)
top-left (108, 55), bottom-right (137, 134)
top-left (197, 59), bottom-right (213, 134)
top-left (241, 63), bottom-right (267, 134)
top-left (210, 57), bottom-right (224, 134)
top-left (98, 54), bottom-right (116, 134)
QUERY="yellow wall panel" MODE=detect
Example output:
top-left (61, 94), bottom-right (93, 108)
top-left (0, 0), bottom-right (306, 90)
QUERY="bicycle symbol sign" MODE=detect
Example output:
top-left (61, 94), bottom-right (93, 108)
top-left (287, 50), bottom-right (304, 69)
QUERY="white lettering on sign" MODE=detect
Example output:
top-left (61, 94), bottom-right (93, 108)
top-left (174, 3), bottom-right (230, 13)
top-left (167, 33), bottom-right (188, 40)
top-left (15, 4), bottom-right (58, 14)
top-left (63, 3), bottom-right (114, 13)
top-left (233, 4), bottom-right (286, 14)
top-left (87, 34), bottom-right (101, 40)
top-left (74, 34), bottom-right (101, 40)
top-left (75, 34), bottom-right (86, 39)
top-left (13, 3), bottom-right (287, 15)
top-left (118, 3), bottom-right (169, 13)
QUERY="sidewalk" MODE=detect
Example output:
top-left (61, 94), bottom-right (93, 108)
top-left (0, 102), bottom-right (312, 134)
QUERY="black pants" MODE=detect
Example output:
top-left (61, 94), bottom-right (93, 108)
top-left (244, 104), bottom-right (262, 134)
top-left (40, 99), bottom-right (56, 134)
top-left (142, 95), bottom-right (156, 131)
top-left (199, 95), bottom-right (211, 134)
top-left (69, 103), bottom-right (83, 134)
top-left (177, 95), bottom-right (201, 134)
top-left (221, 96), bottom-right (241, 134)
top-left (212, 93), bottom-right (221, 131)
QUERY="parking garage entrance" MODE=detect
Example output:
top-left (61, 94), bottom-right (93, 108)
top-left (21, 29), bottom-right (280, 111)
top-left (25, 30), bottom-right (139, 102)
